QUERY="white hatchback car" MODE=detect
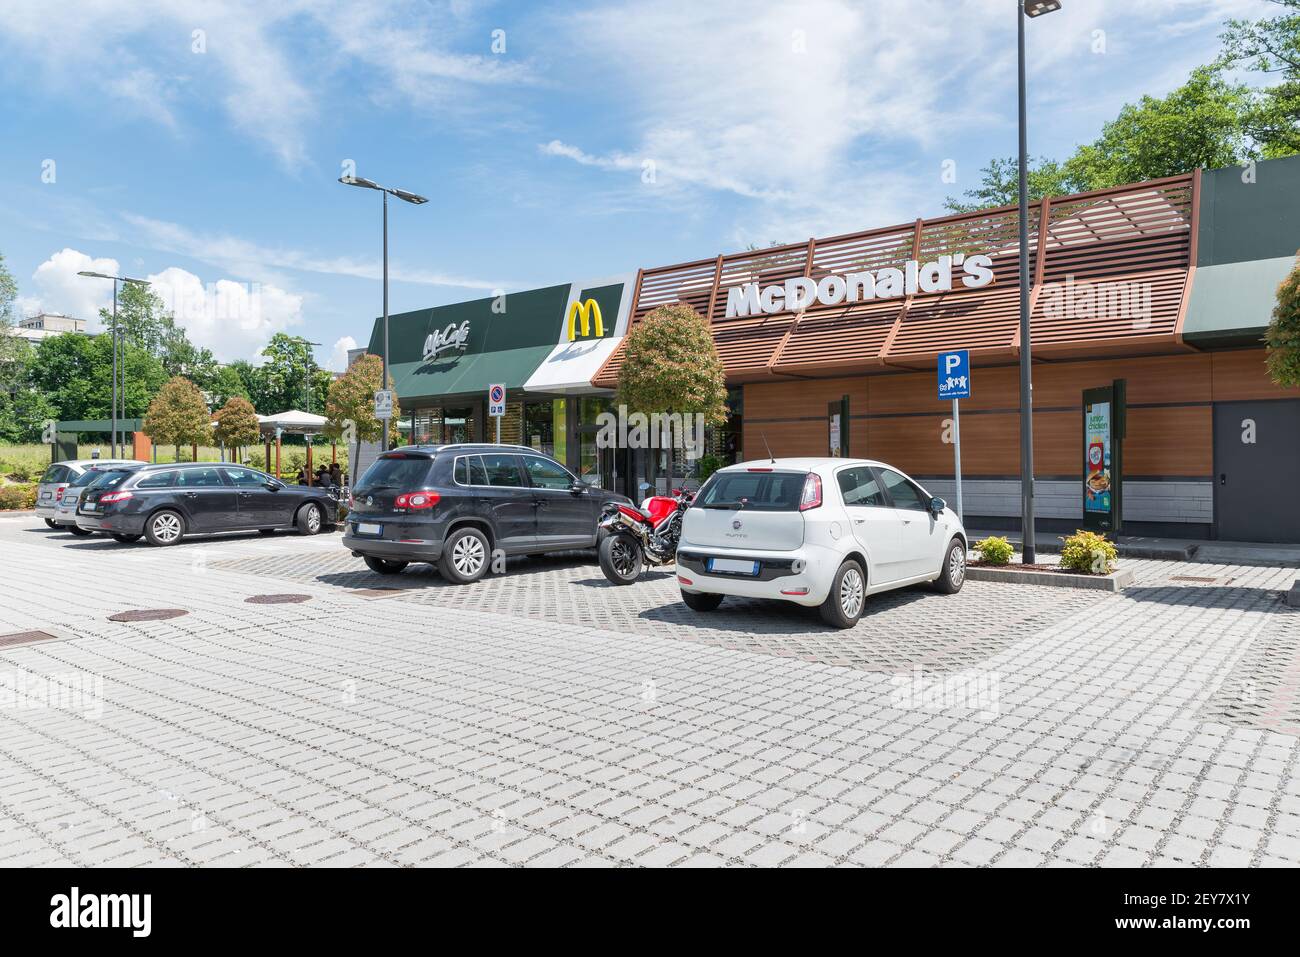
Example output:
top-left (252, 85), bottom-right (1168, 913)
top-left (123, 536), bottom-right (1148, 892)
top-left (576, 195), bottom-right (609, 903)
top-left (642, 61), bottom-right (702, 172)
top-left (676, 458), bottom-right (968, 628)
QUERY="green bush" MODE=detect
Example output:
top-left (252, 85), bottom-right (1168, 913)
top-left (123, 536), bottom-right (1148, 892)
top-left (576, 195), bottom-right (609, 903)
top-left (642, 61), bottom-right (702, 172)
top-left (1059, 530), bottom-right (1118, 574)
top-left (0, 483), bottom-right (37, 510)
top-left (692, 453), bottom-right (726, 483)
top-left (973, 535), bottom-right (1014, 565)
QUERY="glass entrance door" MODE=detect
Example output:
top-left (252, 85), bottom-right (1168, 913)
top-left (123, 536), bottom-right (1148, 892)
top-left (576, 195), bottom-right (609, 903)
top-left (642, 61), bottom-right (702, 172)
top-left (442, 406), bottom-right (475, 444)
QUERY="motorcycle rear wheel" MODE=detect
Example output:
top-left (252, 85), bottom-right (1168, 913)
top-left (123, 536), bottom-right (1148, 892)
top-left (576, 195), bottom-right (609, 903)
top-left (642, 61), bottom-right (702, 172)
top-left (599, 533), bottom-right (644, 586)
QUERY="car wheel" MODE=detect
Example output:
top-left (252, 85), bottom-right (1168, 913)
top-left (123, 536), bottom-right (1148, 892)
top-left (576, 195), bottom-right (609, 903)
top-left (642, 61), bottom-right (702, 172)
top-left (819, 559), bottom-right (866, 629)
top-left (144, 510), bottom-right (185, 547)
top-left (43, 518), bottom-right (58, 529)
top-left (296, 502), bottom-right (323, 535)
top-left (111, 533), bottom-right (142, 544)
top-left (68, 525), bottom-right (92, 537)
top-left (931, 537), bottom-right (966, 594)
top-left (439, 527), bottom-right (491, 584)
top-left (364, 556), bottom-right (408, 575)
top-left (598, 533), bottom-right (643, 585)
top-left (681, 590), bottom-right (723, 612)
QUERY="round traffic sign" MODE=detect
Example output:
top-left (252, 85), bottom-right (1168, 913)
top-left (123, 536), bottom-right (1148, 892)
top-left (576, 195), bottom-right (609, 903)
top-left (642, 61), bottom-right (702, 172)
top-left (490, 385), bottom-right (504, 403)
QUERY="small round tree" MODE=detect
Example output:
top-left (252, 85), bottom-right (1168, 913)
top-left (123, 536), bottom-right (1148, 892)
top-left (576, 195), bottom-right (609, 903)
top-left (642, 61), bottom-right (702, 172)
top-left (143, 376), bottom-right (212, 462)
top-left (325, 354), bottom-right (401, 481)
top-left (212, 395), bottom-right (261, 463)
top-left (1266, 251), bottom-right (1300, 388)
top-left (616, 303), bottom-right (728, 490)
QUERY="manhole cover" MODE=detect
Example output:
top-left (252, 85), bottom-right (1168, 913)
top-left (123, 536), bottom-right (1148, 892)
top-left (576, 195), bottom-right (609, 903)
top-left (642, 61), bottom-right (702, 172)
top-left (0, 630), bottom-right (62, 648)
top-left (245, 594), bottom-right (312, 605)
top-left (108, 609), bottom-right (189, 622)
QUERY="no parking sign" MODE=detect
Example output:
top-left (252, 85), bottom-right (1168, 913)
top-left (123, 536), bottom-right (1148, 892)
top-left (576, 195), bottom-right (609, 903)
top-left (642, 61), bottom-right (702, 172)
top-left (488, 383), bottom-right (506, 417)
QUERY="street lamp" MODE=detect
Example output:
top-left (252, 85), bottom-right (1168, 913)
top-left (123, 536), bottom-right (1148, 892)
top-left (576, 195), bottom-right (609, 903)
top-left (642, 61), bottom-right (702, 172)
top-left (1016, 0), bottom-right (1060, 564)
top-left (338, 175), bottom-right (428, 452)
top-left (78, 270), bottom-right (151, 458)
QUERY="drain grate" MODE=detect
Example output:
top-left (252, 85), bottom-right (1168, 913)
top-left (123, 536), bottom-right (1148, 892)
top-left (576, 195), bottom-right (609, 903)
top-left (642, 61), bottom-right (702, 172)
top-left (108, 608), bottom-right (189, 622)
top-left (1171, 575), bottom-right (1219, 584)
top-left (0, 630), bottom-right (62, 649)
top-left (245, 593), bottom-right (312, 605)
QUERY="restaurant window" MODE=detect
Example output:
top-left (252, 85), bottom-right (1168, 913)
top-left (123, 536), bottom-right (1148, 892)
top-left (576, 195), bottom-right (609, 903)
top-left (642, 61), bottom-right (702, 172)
top-left (442, 406), bottom-right (475, 444)
top-left (524, 401), bottom-right (555, 456)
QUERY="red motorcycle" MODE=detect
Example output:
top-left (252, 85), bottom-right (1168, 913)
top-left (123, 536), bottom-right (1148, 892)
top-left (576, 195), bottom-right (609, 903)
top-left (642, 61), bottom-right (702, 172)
top-left (598, 480), bottom-right (697, 585)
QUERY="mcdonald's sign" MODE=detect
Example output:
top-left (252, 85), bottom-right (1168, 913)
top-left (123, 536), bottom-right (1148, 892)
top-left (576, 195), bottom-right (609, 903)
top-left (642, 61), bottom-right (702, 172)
top-left (567, 298), bottom-right (605, 340)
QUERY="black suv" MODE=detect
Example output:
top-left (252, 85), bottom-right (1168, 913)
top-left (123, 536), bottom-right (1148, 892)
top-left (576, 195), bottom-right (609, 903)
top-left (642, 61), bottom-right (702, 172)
top-left (343, 444), bottom-right (631, 583)
top-left (76, 461), bottom-right (339, 546)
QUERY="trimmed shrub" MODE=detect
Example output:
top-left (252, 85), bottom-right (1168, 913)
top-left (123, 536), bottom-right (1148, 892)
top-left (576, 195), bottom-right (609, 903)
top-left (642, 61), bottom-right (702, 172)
top-left (1059, 529), bottom-right (1118, 574)
top-left (0, 483), bottom-right (37, 510)
top-left (973, 535), bottom-right (1014, 565)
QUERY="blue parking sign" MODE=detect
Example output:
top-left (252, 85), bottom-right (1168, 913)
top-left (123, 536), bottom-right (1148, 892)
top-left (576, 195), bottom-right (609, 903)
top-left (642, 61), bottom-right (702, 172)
top-left (937, 350), bottom-right (971, 400)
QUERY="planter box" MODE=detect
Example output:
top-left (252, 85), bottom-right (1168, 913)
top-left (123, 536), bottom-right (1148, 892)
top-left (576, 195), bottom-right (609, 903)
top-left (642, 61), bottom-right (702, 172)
top-left (966, 563), bottom-right (1134, 592)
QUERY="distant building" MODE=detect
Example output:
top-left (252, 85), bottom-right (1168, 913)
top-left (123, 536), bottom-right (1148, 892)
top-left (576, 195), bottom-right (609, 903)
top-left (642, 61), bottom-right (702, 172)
top-left (10, 313), bottom-right (89, 342)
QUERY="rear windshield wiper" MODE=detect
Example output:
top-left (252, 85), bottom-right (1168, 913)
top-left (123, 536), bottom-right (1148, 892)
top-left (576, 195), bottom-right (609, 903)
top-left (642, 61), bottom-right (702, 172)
top-left (701, 501), bottom-right (746, 509)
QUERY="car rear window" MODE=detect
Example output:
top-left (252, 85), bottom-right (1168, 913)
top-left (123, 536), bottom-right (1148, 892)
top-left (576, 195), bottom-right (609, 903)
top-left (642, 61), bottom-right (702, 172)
top-left (71, 469), bottom-right (110, 488)
top-left (92, 470), bottom-right (134, 490)
top-left (694, 470), bottom-right (808, 511)
top-left (40, 465), bottom-right (69, 484)
top-left (358, 455), bottom-right (434, 489)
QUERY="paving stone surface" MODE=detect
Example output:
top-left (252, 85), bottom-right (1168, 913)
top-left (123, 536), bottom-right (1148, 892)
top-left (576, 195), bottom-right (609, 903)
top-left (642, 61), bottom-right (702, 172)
top-left (0, 511), bottom-right (1298, 867)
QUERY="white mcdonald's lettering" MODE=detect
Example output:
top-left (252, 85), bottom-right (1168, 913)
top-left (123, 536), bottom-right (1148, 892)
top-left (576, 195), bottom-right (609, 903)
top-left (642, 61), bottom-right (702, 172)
top-left (423, 320), bottom-right (471, 360)
top-left (724, 253), bottom-right (995, 318)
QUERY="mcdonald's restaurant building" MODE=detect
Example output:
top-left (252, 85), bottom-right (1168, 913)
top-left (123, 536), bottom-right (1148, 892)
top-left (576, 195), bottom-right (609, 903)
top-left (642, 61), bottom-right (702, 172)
top-left (365, 155), bottom-right (1300, 542)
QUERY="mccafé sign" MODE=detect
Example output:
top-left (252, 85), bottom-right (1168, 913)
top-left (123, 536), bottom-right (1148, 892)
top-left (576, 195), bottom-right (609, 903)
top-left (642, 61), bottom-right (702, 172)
top-left (725, 252), bottom-right (996, 318)
top-left (422, 320), bottom-right (470, 361)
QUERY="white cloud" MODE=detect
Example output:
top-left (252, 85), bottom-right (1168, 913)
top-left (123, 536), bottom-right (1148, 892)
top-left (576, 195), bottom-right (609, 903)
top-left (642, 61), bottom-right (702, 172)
top-left (121, 213), bottom-right (517, 291)
top-left (329, 336), bottom-right (359, 372)
top-left (22, 248), bottom-right (121, 327)
top-left (146, 266), bottom-right (304, 362)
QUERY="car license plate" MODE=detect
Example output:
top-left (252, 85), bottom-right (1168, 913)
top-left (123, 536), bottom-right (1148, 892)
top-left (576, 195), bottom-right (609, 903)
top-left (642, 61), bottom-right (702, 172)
top-left (355, 522), bottom-right (382, 536)
top-left (40, 491), bottom-right (51, 500)
top-left (708, 557), bottom-right (759, 576)
top-left (82, 502), bottom-right (97, 511)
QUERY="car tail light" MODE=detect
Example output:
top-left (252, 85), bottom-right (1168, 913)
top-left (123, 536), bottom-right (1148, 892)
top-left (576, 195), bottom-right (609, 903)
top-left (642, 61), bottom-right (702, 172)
top-left (746, 467), bottom-right (773, 472)
top-left (347, 491), bottom-right (355, 509)
top-left (100, 491), bottom-right (133, 504)
top-left (394, 490), bottom-right (440, 510)
top-left (677, 575), bottom-right (694, 586)
top-left (799, 472), bottom-right (822, 511)
top-left (781, 587), bottom-right (810, 596)
top-left (55, 485), bottom-right (66, 501)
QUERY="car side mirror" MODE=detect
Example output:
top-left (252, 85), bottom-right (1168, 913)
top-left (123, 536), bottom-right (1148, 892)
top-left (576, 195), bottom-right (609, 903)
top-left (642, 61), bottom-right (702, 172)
top-left (929, 496), bottom-right (945, 516)
top-left (265, 481), bottom-right (282, 491)
top-left (570, 481), bottom-right (586, 494)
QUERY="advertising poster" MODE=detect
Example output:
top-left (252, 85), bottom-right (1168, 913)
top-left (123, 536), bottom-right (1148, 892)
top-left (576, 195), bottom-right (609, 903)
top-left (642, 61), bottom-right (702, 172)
top-left (1084, 399), bottom-right (1112, 515)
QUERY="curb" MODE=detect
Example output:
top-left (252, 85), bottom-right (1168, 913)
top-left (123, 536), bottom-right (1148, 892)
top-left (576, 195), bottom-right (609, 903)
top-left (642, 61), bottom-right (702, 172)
top-left (966, 565), bottom-right (1135, 592)
top-left (1287, 580), bottom-right (1300, 608)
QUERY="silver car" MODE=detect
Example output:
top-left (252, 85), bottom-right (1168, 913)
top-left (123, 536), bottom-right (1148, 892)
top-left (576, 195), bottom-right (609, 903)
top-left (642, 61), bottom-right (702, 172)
top-left (51, 463), bottom-right (147, 534)
top-left (36, 459), bottom-right (145, 528)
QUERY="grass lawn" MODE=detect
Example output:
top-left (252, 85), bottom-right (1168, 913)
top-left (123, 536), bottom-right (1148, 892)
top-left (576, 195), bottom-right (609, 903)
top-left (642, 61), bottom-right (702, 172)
top-left (1, 442), bottom-right (350, 483)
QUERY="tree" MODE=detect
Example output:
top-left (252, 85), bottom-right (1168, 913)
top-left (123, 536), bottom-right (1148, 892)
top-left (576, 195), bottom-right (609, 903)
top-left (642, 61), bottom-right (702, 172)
top-left (1063, 66), bottom-right (1255, 189)
top-left (325, 353), bottom-right (399, 476)
top-left (1220, 0), bottom-right (1300, 157)
top-left (212, 395), bottom-right (261, 462)
top-left (143, 376), bottom-right (212, 462)
top-left (615, 304), bottom-right (728, 489)
top-left (1266, 251), bottom-right (1300, 387)
top-left (259, 333), bottom-right (320, 413)
top-left (207, 364), bottom-right (250, 408)
top-left (944, 157), bottom-right (1079, 214)
top-left (26, 332), bottom-right (168, 423)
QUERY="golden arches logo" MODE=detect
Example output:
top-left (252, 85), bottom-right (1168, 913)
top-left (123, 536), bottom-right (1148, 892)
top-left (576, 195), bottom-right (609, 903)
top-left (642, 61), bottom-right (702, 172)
top-left (566, 299), bottom-right (604, 340)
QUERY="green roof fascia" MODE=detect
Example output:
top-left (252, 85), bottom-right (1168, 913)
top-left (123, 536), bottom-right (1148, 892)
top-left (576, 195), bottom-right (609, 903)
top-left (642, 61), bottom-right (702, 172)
top-left (1182, 256), bottom-right (1294, 341)
top-left (387, 342), bottom-right (558, 406)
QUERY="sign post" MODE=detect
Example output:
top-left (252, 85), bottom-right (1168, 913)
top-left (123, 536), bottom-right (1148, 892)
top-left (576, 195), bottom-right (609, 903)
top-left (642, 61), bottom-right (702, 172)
top-left (937, 350), bottom-right (971, 522)
top-left (488, 383), bottom-right (506, 444)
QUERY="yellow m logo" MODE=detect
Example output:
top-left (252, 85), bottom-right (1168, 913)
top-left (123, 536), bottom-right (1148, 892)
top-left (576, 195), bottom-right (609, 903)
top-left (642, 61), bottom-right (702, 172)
top-left (566, 299), bottom-right (604, 340)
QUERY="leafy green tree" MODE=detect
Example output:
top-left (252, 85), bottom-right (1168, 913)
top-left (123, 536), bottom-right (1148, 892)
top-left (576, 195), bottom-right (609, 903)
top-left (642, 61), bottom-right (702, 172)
top-left (944, 157), bottom-right (1079, 214)
top-left (325, 353), bottom-right (399, 471)
top-left (616, 304), bottom-right (728, 488)
top-left (143, 376), bottom-right (212, 462)
top-left (26, 332), bottom-right (167, 422)
top-left (259, 333), bottom-right (320, 413)
top-left (1266, 252), bottom-right (1300, 387)
top-left (228, 359), bottom-right (272, 412)
top-left (212, 395), bottom-right (262, 460)
top-left (1220, 0), bottom-right (1300, 157)
top-left (1063, 66), bottom-right (1255, 189)
top-left (207, 364), bottom-right (250, 408)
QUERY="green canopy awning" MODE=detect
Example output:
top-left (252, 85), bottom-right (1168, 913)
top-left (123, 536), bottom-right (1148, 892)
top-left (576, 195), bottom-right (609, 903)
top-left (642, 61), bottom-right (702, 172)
top-left (368, 283), bottom-right (570, 405)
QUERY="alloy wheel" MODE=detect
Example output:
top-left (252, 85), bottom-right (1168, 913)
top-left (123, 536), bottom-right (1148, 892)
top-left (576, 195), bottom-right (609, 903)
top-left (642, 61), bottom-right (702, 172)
top-left (948, 544), bottom-right (966, 587)
top-left (610, 538), bottom-right (636, 576)
top-left (840, 566), bottom-right (865, 618)
top-left (452, 535), bottom-right (486, 576)
top-left (153, 513), bottom-right (181, 543)
top-left (305, 505), bottom-right (321, 533)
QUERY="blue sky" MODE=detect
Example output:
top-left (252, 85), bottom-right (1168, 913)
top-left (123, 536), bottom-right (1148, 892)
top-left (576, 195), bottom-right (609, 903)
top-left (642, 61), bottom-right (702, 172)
top-left (0, 0), bottom-right (1273, 369)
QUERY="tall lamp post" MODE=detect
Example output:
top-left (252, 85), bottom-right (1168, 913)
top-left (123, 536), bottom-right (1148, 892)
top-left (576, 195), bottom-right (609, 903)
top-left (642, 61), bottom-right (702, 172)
top-left (78, 270), bottom-right (151, 459)
top-left (1017, 0), bottom-right (1061, 564)
top-left (337, 175), bottom-right (428, 452)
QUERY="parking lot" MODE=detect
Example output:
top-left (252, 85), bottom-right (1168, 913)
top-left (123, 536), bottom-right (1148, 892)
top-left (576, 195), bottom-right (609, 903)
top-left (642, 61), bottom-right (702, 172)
top-left (1, 512), bottom-right (1299, 867)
